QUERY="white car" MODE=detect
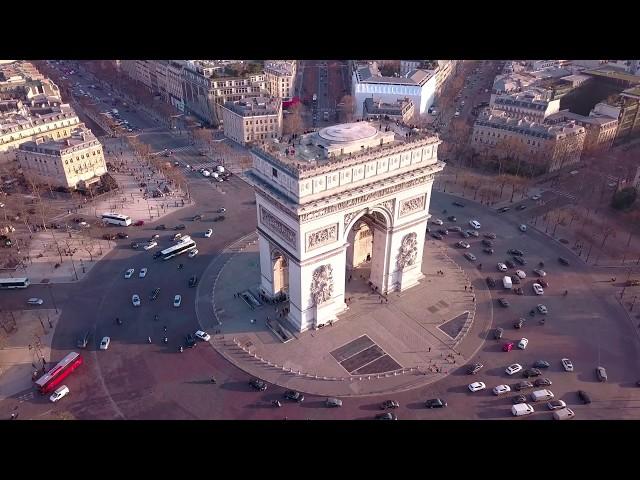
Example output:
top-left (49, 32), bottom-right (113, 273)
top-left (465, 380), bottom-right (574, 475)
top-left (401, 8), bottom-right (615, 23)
top-left (132, 294), bottom-right (141, 307)
top-left (505, 363), bottom-right (523, 376)
top-left (173, 295), bottom-right (182, 307)
top-left (518, 338), bottom-right (529, 350)
top-left (515, 270), bottom-right (526, 279)
top-left (454, 111), bottom-right (460, 117)
top-left (497, 263), bottom-right (507, 272)
top-left (195, 330), bottom-right (211, 342)
top-left (533, 269), bottom-right (546, 277)
top-left (99, 336), bottom-right (111, 350)
top-left (124, 268), bottom-right (135, 279)
top-left (561, 358), bottom-right (574, 372)
top-left (537, 304), bottom-right (548, 315)
top-left (144, 241), bottom-right (157, 250)
top-left (204, 229), bottom-right (213, 238)
top-left (468, 381), bottom-right (486, 392)
top-left (519, 224), bottom-right (527, 232)
top-left (188, 249), bottom-right (199, 258)
top-left (49, 385), bottom-right (70, 403)
top-left (431, 218), bottom-right (444, 226)
top-left (469, 220), bottom-right (481, 229)
top-left (493, 384), bottom-right (511, 396)
top-left (27, 298), bottom-right (44, 305)
top-left (139, 268), bottom-right (148, 278)
top-left (531, 194), bottom-right (541, 200)
top-left (532, 283), bottom-right (544, 295)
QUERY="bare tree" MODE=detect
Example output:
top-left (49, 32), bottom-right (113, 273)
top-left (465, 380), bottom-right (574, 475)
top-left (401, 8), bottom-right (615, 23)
top-left (283, 103), bottom-right (305, 136)
top-left (338, 95), bottom-right (356, 123)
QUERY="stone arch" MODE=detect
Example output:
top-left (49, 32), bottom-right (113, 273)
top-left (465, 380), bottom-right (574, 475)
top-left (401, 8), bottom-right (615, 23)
top-left (344, 204), bottom-right (393, 237)
top-left (271, 248), bottom-right (289, 295)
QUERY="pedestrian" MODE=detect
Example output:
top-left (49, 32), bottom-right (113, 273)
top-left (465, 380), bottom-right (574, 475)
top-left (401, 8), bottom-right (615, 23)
top-left (380, 299), bottom-right (383, 304)
top-left (464, 285), bottom-right (467, 291)
top-left (428, 347), bottom-right (431, 353)
top-left (470, 286), bottom-right (473, 292)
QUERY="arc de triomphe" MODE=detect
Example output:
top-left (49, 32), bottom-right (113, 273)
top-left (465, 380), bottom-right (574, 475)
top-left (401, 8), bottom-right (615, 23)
top-left (248, 122), bottom-right (445, 332)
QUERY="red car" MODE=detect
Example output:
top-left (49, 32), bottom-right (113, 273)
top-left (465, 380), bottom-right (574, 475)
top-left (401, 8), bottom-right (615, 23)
top-left (133, 220), bottom-right (144, 226)
top-left (503, 342), bottom-right (514, 352)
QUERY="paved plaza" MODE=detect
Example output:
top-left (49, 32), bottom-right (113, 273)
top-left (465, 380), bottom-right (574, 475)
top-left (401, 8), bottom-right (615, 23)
top-left (206, 233), bottom-right (493, 396)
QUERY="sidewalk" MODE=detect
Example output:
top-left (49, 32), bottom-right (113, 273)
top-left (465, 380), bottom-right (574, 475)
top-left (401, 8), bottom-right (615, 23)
top-left (0, 309), bottom-right (60, 401)
top-left (199, 233), bottom-right (492, 397)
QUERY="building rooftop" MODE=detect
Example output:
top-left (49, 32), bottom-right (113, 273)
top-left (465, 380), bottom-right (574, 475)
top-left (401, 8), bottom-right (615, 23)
top-left (364, 97), bottom-right (413, 115)
top-left (547, 110), bottom-right (618, 126)
top-left (355, 63), bottom-right (435, 86)
top-left (493, 92), bottom-right (553, 111)
top-left (18, 126), bottom-right (99, 155)
top-left (476, 112), bottom-right (585, 139)
top-left (584, 67), bottom-right (640, 84)
top-left (253, 120), bottom-right (440, 179)
top-left (264, 61), bottom-right (295, 76)
top-left (224, 96), bottom-right (281, 117)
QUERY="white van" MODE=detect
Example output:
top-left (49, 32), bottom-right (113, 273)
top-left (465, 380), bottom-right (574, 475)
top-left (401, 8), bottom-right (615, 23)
top-left (511, 403), bottom-right (534, 416)
top-left (553, 408), bottom-right (575, 420)
top-left (49, 385), bottom-right (70, 403)
top-left (502, 276), bottom-right (513, 289)
top-left (531, 389), bottom-right (554, 402)
top-left (216, 165), bottom-right (225, 173)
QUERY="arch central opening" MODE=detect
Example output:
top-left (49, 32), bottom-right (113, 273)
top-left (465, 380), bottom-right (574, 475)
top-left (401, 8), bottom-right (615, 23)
top-left (345, 211), bottom-right (387, 299)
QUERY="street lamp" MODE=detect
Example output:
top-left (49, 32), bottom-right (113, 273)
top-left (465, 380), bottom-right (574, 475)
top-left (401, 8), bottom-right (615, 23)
top-left (47, 284), bottom-right (58, 314)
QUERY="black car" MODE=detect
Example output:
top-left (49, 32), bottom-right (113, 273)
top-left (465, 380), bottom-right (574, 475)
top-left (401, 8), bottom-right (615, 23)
top-left (452, 201), bottom-right (465, 207)
top-left (482, 239), bottom-right (494, 247)
top-left (514, 381), bottom-right (534, 391)
top-left (189, 275), bottom-right (198, 287)
top-left (117, 232), bottom-right (129, 239)
top-left (155, 224), bottom-right (166, 230)
top-left (284, 390), bottom-right (305, 403)
top-left (498, 207), bottom-right (510, 213)
top-left (213, 215), bottom-right (225, 222)
top-left (510, 275), bottom-right (521, 285)
top-left (533, 360), bottom-right (550, 369)
top-left (381, 400), bottom-right (400, 409)
top-left (486, 277), bottom-right (496, 288)
top-left (514, 256), bottom-right (527, 266)
top-left (578, 390), bottom-right (592, 404)
top-left (467, 363), bottom-right (484, 375)
top-left (192, 214), bottom-right (203, 221)
top-left (483, 248), bottom-right (495, 255)
top-left (505, 260), bottom-right (515, 269)
top-left (514, 287), bottom-right (524, 295)
top-left (498, 298), bottom-right (510, 307)
top-left (494, 327), bottom-right (504, 340)
top-left (150, 288), bottom-right (160, 300)
top-left (558, 257), bottom-right (570, 266)
top-left (249, 378), bottom-right (267, 391)
top-left (174, 224), bottom-right (186, 230)
top-left (438, 229), bottom-right (449, 236)
top-left (375, 412), bottom-right (397, 420)
top-left (447, 216), bottom-right (457, 222)
top-left (514, 318), bottom-right (525, 329)
top-left (448, 226), bottom-right (462, 233)
top-left (512, 394), bottom-right (527, 404)
top-left (484, 232), bottom-right (497, 239)
top-left (431, 233), bottom-right (443, 240)
top-left (508, 249), bottom-right (524, 256)
top-left (425, 398), bottom-right (447, 408)
top-left (523, 368), bottom-right (542, 378)
top-left (460, 231), bottom-right (470, 239)
top-left (534, 377), bottom-right (552, 387)
top-left (185, 334), bottom-right (197, 348)
top-left (76, 330), bottom-right (91, 349)
top-left (153, 251), bottom-right (162, 259)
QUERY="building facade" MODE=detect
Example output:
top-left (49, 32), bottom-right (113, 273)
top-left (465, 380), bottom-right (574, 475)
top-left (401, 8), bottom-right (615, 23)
top-left (249, 122), bottom-right (444, 331)
top-left (17, 125), bottom-right (106, 189)
top-left (352, 63), bottom-right (437, 118)
top-left (546, 110), bottom-right (618, 154)
top-left (264, 61), bottom-right (297, 99)
top-left (489, 91), bottom-right (561, 122)
top-left (471, 112), bottom-right (586, 173)
top-left (221, 97), bottom-right (282, 146)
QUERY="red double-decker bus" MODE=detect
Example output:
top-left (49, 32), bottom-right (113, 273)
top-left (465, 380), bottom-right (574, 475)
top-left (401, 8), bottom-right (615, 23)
top-left (35, 352), bottom-right (83, 394)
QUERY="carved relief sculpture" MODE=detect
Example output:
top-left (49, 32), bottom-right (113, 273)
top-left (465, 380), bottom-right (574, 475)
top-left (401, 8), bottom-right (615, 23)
top-left (260, 206), bottom-right (297, 248)
top-left (396, 232), bottom-right (418, 270)
top-left (310, 264), bottom-right (334, 305)
top-left (380, 199), bottom-right (395, 217)
top-left (343, 211), bottom-right (360, 231)
top-left (306, 224), bottom-right (338, 251)
top-left (399, 195), bottom-right (426, 217)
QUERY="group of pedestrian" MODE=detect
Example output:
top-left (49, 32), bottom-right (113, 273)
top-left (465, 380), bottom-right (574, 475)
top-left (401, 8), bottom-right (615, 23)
top-left (436, 270), bottom-right (445, 276)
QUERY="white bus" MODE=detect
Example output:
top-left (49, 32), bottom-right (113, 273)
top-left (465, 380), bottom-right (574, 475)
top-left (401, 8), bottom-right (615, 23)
top-left (101, 212), bottom-right (132, 226)
top-left (0, 277), bottom-right (30, 289)
top-left (160, 240), bottom-right (197, 260)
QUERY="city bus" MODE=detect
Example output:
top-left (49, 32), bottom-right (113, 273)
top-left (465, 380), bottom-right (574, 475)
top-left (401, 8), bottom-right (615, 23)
top-left (34, 352), bottom-right (83, 394)
top-left (0, 277), bottom-right (30, 289)
top-left (160, 239), bottom-right (197, 261)
top-left (101, 212), bottom-right (132, 226)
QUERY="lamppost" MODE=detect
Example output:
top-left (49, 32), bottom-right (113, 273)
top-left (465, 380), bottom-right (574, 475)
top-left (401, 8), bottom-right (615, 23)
top-left (47, 284), bottom-right (58, 314)
top-left (631, 295), bottom-right (638, 312)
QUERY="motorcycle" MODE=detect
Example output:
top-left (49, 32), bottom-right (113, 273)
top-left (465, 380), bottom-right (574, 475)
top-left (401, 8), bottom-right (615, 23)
top-left (148, 336), bottom-right (152, 344)
top-left (539, 261), bottom-right (545, 268)
top-left (539, 318), bottom-right (546, 325)
top-left (179, 346), bottom-right (183, 353)
top-left (163, 337), bottom-right (168, 344)
top-left (272, 400), bottom-right (282, 408)
top-left (178, 264), bottom-right (184, 270)
top-left (154, 314), bottom-right (159, 322)
top-left (116, 317), bottom-right (123, 325)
